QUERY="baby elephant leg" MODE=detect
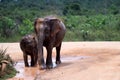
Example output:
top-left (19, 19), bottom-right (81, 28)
top-left (30, 54), bottom-right (35, 67)
top-left (23, 52), bottom-right (29, 67)
top-left (34, 52), bottom-right (38, 66)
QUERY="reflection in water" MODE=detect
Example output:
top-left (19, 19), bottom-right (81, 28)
top-left (15, 61), bottom-right (39, 80)
top-left (8, 56), bottom-right (90, 80)
top-left (13, 61), bottom-right (57, 80)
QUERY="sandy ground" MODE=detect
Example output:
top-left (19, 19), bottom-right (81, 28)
top-left (1, 42), bottom-right (120, 80)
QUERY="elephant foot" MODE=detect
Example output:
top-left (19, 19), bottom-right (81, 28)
top-left (34, 63), bottom-right (37, 67)
top-left (31, 64), bottom-right (37, 67)
top-left (46, 63), bottom-right (53, 69)
top-left (31, 64), bottom-right (35, 67)
top-left (25, 65), bottom-right (29, 67)
top-left (56, 60), bottom-right (61, 64)
top-left (31, 65), bottom-right (34, 67)
top-left (39, 64), bottom-right (46, 70)
top-left (25, 64), bottom-right (29, 67)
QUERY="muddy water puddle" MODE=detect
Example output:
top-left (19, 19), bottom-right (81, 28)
top-left (10, 56), bottom-right (90, 80)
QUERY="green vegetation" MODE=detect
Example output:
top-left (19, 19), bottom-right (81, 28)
top-left (0, 0), bottom-right (120, 42)
top-left (0, 48), bottom-right (17, 80)
top-left (64, 14), bottom-right (120, 41)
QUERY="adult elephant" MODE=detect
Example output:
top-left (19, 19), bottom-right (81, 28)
top-left (34, 17), bottom-right (66, 69)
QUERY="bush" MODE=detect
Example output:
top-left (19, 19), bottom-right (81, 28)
top-left (63, 14), bottom-right (120, 41)
top-left (19, 18), bottom-right (34, 35)
top-left (0, 16), bottom-right (16, 37)
top-left (0, 14), bottom-right (120, 42)
top-left (0, 48), bottom-right (17, 80)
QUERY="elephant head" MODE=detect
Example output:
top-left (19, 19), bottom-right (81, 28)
top-left (34, 17), bottom-right (66, 69)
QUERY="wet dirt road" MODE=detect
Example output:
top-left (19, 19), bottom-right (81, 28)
top-left (0, 42), bottom-right (120, 80)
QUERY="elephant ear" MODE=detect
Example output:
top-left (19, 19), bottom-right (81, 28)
top-left (47, 18), bottom-right (61, 37)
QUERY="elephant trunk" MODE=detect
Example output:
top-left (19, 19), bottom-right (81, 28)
top-left (37, 33), bottom-right (45, 68)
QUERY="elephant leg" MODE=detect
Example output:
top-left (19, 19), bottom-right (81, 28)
top-left (30, 54), bottom-right (34, 67)
top-left (23, 52), bottom-right (29, 67)
top-left (38, 47), bottom-right (46, 69)
top-left (34, 51), bottom-right (38, 66)
top-left (46, 46), bottom-right (53, 69)
top-left (56, 43), bottom-right (62, 64)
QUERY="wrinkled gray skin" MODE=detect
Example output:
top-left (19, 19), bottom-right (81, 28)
top-left (34, 17), bottom-right (66, 69)
top-left (20, 34), bottom-right (38, 67)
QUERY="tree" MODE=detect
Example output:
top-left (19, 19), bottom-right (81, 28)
top-left (63, 3), bottom-right (81, 15)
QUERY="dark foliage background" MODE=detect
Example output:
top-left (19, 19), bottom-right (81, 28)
top-left (0, 0), bottom-right (120, 41)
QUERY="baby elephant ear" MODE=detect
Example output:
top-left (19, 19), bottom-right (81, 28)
top-left (49, 18), bottom-right (61, 37)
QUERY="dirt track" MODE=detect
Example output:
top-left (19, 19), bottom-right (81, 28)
top-left (1, 42), bottom-right (120, 80)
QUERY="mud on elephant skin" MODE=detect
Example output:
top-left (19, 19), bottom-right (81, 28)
top-left (34, 17), bottom-right (66, 69)
top-left (20, 34), bottom-right (38, 67)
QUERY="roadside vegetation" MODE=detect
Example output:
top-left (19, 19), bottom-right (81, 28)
top-left (0, 0), bottom-right (120, 42)
top-left (0, 48), bottom-right (17, 80)
top-left (63, 14), bottom-right (120, 41)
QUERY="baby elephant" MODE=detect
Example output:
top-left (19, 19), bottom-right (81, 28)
top-left (20, 34), bottom-right (38, 67)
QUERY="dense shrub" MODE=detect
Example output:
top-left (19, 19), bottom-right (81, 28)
top-left (0, 14), bottom-right (120, 42)
top-left (63, 3), bottom-right (81, 15)
top-left (0, 0), bottom-right (120, 42)
top-left (63, 14), bottom-right (120, 41)
top-left (19, 18), bottom-right (34, 35)
top-left (0, 17), bottom-right (16, 37)
top-left (0, 48), bottom-right (17, 80)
